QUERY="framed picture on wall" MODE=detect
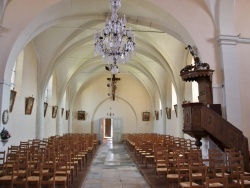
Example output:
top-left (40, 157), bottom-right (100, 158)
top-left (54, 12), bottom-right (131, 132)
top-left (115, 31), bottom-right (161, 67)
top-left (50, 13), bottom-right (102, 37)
top-left (25, 97), bottom-right (35, 115)
top-left (155, 111), bottom-right (159, 120)
top-left (166, 107), bottom-right (171, 119)
top-left (78, 111), bottom-right (85, 120)
top-left (44, 102), bottom-right (48, 117)
top-left (52, 106), bottom-right (58, 118)
top-left (9, 90), bottom-right (17, 112)
top-left (61, 108), bottom-right (64, 116)
top-left (66, 110), bottom-right (70, 120)
top-left (174, 104), bottom-right (178, 117)
top-left (142, 112), bottom-right (150, 121)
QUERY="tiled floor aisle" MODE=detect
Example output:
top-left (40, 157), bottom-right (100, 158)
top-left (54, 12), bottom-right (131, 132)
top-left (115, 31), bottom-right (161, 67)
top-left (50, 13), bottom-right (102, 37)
top-left (82, 139), bottom-right (150, 188)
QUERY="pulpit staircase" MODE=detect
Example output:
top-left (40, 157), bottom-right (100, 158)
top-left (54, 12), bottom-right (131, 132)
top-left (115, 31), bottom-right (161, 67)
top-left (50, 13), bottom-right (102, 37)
top-left (180, 46), bottom-right (249, 171)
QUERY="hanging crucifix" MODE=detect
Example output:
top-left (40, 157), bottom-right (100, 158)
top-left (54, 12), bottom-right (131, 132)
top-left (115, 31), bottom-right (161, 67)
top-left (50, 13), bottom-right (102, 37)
top-left (107, 74), bottom-right (121, 101)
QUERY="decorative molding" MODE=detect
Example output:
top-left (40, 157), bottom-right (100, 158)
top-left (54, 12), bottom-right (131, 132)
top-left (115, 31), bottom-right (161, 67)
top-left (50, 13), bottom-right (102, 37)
top-left (216, 34), bottom-right (250, 45)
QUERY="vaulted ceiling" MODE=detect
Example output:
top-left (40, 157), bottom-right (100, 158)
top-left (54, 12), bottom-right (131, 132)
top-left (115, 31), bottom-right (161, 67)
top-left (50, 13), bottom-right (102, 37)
top-left (14, 0), bottom-right (204, 102)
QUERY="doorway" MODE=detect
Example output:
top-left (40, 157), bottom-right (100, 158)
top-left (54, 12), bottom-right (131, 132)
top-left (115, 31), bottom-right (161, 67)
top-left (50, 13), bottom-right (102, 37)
top-left (103, 118), bottom-right (113, 138)
top-left (99, 118), bottom-right (123, 143)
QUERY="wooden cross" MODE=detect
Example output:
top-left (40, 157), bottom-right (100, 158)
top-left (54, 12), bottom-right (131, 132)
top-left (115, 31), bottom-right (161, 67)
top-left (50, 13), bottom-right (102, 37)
top-left (107, 74), bottom-right (121, 101)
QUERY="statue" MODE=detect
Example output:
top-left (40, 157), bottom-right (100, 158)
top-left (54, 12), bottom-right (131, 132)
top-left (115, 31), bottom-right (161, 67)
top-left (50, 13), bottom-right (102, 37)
top-left (180, 45), bottom-right (210, 74)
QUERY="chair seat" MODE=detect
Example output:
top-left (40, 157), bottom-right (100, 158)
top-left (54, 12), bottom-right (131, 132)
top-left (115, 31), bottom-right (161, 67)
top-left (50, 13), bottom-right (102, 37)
top-left (13, 170), bottom-right (26, 174)
top-left (216, 172), bottom-right (229, 177)
top-left (208, 182), bottom-right (223, 187)
top-left (192, 172), bottom-right (202, 177)
top-left (167, 174), bottom-right (179, 179)
top-left (156, 168), bottom-right (168, 172)
top-left (26, 176), bottom-right (40, 182)
top-left (33, 169), bottom-right (49, 175)
top-left (56, 170), bottom-right (71, 175)
top-left (61, 165), bottom-right (74, 170)
top-left (49, 176), bottom-right (67, 182)
top-left (145, 155), bottom-right (154, 158)
top-left (0, 175), bottom-right (18, 181)
top-left (179, 181), bottom-right (199, 187)
top-left (235, 179), bottom-right (250, 185)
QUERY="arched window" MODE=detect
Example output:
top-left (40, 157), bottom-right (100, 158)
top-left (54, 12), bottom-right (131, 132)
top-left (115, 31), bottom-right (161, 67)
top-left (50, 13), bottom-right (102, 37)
top-left (10, 61), bottom-right (17, 90)
top-left (45, 76), bottom-right (53, 103)
top-left (172, 83), bottom-right (177, 109)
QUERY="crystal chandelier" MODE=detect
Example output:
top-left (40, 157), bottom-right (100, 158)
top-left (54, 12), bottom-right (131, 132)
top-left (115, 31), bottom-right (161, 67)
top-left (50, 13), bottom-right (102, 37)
top-left (94, 0), bottom-right (136, 74)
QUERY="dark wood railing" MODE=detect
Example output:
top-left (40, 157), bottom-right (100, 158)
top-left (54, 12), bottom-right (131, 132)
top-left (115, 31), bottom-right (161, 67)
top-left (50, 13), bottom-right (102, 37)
top-left (182, 102), bottom-right (249, 171)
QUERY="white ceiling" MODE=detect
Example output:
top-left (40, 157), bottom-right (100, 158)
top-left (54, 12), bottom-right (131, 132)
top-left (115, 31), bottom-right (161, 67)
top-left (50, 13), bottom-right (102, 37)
top-left (29, 0), bottom-right (193, 102)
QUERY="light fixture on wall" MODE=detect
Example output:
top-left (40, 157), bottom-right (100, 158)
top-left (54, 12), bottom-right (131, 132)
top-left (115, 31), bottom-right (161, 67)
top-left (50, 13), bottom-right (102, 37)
top-left (94, 0), bottom-right (136, 74)
top-left (107, 107), bottom-right (114, 116)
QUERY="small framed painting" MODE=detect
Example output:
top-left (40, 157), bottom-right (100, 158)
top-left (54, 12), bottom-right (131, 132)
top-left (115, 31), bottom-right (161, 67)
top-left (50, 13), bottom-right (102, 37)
top-left (142, 112), bottom-right (150, 121)
top-left (9, 90), bottom-right (17, 113)
top-left (155, 111), bottom-right (159, 120)
top-left (166, 107), bottom-right (171, 119)
top-left (66, 110), bottom-right (70, 120)
top-left (174, 104), bottom-right (178, 117)
top-left (25, 97), bottom-right (35, 115)
top-left (44, 102), bottom-right (48, 117)
top-left (78, 111), bottom-right (85, 120)
top-left (61, 108), bottom-right (64, 116)
top-left (52, 106), bottom-right (58, 118)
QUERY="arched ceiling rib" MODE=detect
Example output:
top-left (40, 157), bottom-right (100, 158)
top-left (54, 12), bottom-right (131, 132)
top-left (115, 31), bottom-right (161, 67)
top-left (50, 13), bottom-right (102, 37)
top-left (6, 0), bottom-right (203, 108)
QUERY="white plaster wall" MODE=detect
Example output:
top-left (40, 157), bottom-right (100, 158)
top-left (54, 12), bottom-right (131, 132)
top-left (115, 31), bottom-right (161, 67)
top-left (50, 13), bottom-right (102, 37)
top-left (4, 43), bottom-right (38, 149)
top-left (237, 44), bottom-right (250, 142)
top-left (72, 74), bottom-right (154, 134)
top-left (233, 1), bottom-right (250, 143)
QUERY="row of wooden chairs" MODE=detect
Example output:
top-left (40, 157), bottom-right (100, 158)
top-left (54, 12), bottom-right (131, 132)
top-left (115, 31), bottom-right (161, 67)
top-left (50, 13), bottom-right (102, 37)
top-left (125, 133), bottom-right (250, 187)
top-left (0, 133), bottom-right (98, 188)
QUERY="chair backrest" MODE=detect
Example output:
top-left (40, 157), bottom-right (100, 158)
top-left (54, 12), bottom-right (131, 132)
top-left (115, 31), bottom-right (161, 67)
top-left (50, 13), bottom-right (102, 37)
top-left (205, 176), bottom-right (228, 188)
top-left (12, 162), bottom-right (29, 187)
top-left (189, 165), bottom-right (207, 187)
top-left (39, 162), bottom-right (56, 187)
top-left (0, 151), bottom-right (5, 171)
top-left (223, 165), bottom-right (241, 188)
top-left (240, 174), bottom-right (250, 188)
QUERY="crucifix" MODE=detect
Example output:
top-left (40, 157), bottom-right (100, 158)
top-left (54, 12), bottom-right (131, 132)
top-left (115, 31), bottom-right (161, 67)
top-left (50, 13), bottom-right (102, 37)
top-left (107, 74), bottom-right (121, 101)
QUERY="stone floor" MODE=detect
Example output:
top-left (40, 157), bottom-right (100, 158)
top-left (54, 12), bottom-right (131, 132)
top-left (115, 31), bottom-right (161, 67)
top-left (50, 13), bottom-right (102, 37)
top-left (81, 139), bottom-right (150, 188)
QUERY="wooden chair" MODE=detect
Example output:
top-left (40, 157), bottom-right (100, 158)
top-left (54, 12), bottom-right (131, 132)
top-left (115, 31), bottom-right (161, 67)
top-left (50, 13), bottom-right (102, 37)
top-left (229, 155), bottom-right (250, 176)
top-left (166, 152), bottom-right (179, 185)
top-left (0, 151), bottom-right (6, 176)
top-left (224, 165), bottom-right (241, 188)
top-left (205, 176), bottom-right (228, 188)
top-left (188, 149), bottom-right (203, 166)
top-left (12, 163), bottom-right (29, 188)
top-left (25, 163), bottom-right (41, 187)
top-left (239, 174), bottom-right (250, 188)
top-left (0, 162), bottom-right (18, 188)
top-left (55, 153), bottom-right (71, 187)
top-left (155, 148), bottom-right (167, 179)
top-left (40, 156), bottom-right (68, 188)
top-left (179, 165), bottom-right (206, 188)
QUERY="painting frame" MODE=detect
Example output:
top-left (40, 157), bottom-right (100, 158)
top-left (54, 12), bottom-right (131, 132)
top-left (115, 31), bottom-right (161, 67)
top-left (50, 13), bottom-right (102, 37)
top-left (61, 108), bottom-right (64, 117)
top-left (44, 102), bottom-right (48, 117)
top-left (9, 90), bottom-right (17, 113)
top-left (174, 104), bottom-right (178, 117)
top-left (155, 111), bottom-right (159, 120)
top-left (142, 112), bottom-right (150, 121)
top-left (25, 97), bottom-right (35, 115)
top-left (52, 105), bottom-right (58, 118)
top-left (77, 111), bottom-right (85, 120)
top-left (66, 110), bottom-right (70, 120)
top-left (166, 107), bottom-right (171, 119)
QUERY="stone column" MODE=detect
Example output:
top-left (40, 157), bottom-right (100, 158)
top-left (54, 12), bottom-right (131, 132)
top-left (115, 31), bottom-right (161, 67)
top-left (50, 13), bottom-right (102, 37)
top-left (217, 35), bottom-right (242, 129)
top-left (35, 94), bottom-right (44, 139)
